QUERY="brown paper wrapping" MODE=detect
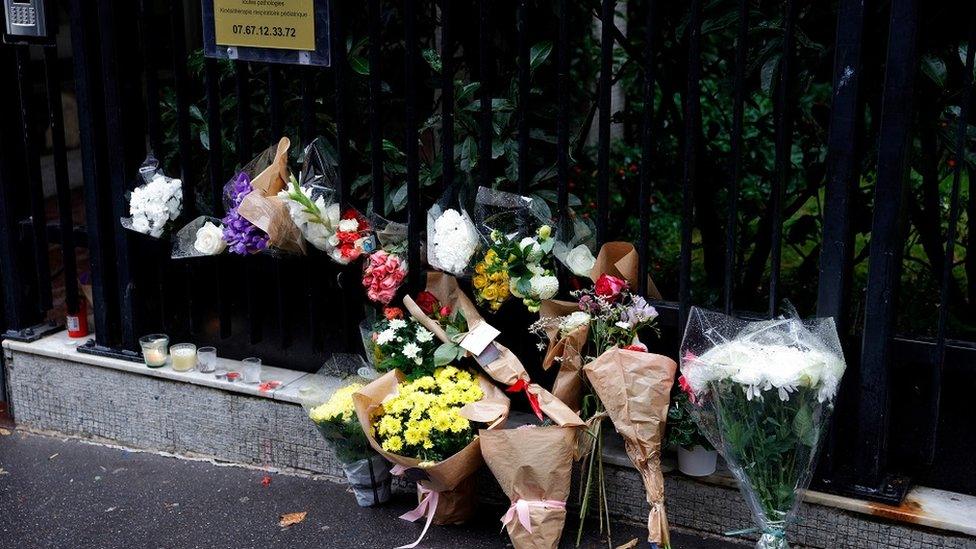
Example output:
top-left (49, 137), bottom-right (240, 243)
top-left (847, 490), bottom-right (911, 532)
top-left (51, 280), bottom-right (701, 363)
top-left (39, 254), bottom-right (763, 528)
top-left (480, 386), bottom-right (583, 549)
top-left (237, 137), bottom-right (306, 254)
top-left (353, 369), bottom-right (510, 524)
top-left (404, 272), bottom-right (530, 386)
top-left (538, 299), bottom-right (589, 411)
top-left (582, 348), bottom-right (676, 546)
top-left (590, 241), bottom-right (661, 300)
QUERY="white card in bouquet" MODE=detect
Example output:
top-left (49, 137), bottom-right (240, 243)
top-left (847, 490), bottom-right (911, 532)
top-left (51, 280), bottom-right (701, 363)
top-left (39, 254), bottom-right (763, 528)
top-left (459, 322), bottom-right (500, 356)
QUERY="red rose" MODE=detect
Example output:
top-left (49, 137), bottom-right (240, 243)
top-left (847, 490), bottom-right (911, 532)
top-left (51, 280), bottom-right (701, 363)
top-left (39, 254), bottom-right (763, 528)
top-left (678, 374), bottom-right (698, 405)
top-left (415, 291), bottom-right (439, 315)
top-left (438, 305), bottom-right (452, 318)
top-left (624, 342), bottom-right (648, 352)
top-left (594, 274), bottom-right (628, 300)
top-left (383, 307), bottom-right (404, 320)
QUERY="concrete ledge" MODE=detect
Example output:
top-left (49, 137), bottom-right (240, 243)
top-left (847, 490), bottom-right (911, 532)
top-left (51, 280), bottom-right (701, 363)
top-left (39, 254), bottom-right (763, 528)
top-left (4, 332), bottom-right (976, 548)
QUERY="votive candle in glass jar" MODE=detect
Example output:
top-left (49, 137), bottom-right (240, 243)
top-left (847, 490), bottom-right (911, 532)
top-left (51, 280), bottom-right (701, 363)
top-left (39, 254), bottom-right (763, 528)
top-left (241, 357), bottom-right (262, 384)
top-left (197, 346), bottom-right (217, 373)
top-left (139, 334), bottom-right (169, 368)
top-left (170, 343), bottom-right (197, 372)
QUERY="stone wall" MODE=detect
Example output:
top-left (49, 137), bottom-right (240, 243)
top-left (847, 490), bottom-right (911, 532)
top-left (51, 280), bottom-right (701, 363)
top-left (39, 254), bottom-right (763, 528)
top-left (6, 348), bottom-right (975, 549)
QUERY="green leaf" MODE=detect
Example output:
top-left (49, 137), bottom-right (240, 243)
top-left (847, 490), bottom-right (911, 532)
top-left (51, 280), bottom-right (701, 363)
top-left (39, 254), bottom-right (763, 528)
top-left (921, 55), bottom-right (947, 88)
top-left (792, 401), bottom-right (815, 447)
top-left (390, 183), bottom-right (408, 212)
top-left (422, 49), bottom-right (442, 73)
top-left (350, 55), bottom-right (369, 76)
top-left (459, 136), bottom-right (478, 173)
top-left (434, 343), bottom-right (462, 366)
top-left (529, 42), bottom-right (553, 72)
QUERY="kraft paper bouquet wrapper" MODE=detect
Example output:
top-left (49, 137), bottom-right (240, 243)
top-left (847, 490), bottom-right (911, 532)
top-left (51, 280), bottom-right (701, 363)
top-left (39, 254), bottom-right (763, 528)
top-left (353, 369), bottom-right (510, 527)
top-left (481, 386), bottom-right (584, 549)
top-left (235, 137), bottom-right (306, 255)
top-left (538, 299), bottom-right (589, 411)
top-left (591, 241), bottom-right (661, 299)
top-left (403, 272), bottom-right (530, 388)
top-left (583, 348), bottom-right (676, 547)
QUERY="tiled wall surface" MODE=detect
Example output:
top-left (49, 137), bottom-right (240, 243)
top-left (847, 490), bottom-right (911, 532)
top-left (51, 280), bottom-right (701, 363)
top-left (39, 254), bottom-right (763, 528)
top-left (7, 351), bottom-right (975, 549)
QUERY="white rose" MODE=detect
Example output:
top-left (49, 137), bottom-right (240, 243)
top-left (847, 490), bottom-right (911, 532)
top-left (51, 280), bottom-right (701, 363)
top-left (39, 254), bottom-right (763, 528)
top-left (337, 218), bottom-right (359, 232)
top-left (193, 221), bottom-right (227, 255)
top-left (565, 244), bottom-right (596, 277)
top-left (519, 237), bottom-right (544, 262)
top-left (529, 274), bottom-right (559, 300)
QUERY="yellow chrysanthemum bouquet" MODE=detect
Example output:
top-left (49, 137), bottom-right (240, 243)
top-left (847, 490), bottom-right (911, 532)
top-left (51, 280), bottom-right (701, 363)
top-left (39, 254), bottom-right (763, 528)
top-left (302, 368), bottom-right (392, 507)
top-left (354, 367), bottom-right (510, 542)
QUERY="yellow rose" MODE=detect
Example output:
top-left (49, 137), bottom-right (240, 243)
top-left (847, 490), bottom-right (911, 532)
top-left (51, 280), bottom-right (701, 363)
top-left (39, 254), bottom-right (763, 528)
top-left (482, 286), bottom-right (498, 300)
top-left (473, 274), bottom-right (488, 289)
top-left (474, 262), bottom-right (487, 275)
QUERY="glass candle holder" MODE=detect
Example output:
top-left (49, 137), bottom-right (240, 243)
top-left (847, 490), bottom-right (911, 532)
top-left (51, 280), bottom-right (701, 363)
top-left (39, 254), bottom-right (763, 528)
top-left (197, 346), bottom-right (217, 373)
top-left (139, 334), bottom-right (169, 368)
top-left (170, 343), bottom-right (197, 372)
top-left (241, 357), bottom-right (262, 384)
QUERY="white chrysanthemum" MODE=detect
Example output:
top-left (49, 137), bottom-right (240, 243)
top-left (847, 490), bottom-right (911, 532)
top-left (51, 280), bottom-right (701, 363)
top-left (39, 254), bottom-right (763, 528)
top-left (416, 327), bottom-right (434, 343)
top-left (388, 319), bottom-right (406, 332)
top-left (376, 329), bottom-right (395, 346)
top-left (402, 342), bottom-right (421, 360)
top-left (338, 218), bottom-right (359, 232)
top-left (529, 274), bottom-right (559, 300)
top-left (431, 208), bottom-right (479, 274)
top-left (519, 237), bottom-right (544, 263)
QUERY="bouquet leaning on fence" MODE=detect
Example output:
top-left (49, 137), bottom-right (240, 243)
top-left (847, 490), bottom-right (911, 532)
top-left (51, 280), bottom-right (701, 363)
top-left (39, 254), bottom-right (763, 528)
top-left (121, 153), bottom-right (182, 238)
top-left (301, 362), bottom-right (392, 507)
top-left (679, 307), bottom-right (847, 549)
top-left (480, 386), bottom-right (585, 549)
top-left (353, 367), bottom-right (510, 548)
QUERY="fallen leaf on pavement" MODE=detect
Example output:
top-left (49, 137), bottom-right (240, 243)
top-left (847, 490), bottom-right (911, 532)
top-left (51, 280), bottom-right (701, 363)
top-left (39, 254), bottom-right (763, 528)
top-left (0, 467), bottom-right (9, 475)
top-left (0, 428), bottom-right (11, 436)
top-left (279, 512), bottom-right (307, 528)
top-left (615, 539), bottom-right (639, 549)
top-left (261, 475), bottom-right (272, 487)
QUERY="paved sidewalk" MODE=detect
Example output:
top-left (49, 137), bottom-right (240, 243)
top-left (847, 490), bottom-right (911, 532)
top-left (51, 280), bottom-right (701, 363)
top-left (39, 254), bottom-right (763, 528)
top-left (0, 430), bottom-right (744, 549)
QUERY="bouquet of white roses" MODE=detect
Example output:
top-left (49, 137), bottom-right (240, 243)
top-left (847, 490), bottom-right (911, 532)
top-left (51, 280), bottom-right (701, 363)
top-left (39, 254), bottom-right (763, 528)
top-left (680, 307), bottom-right (846, 549)
top-left (121, 154), bottom-right (182, 238)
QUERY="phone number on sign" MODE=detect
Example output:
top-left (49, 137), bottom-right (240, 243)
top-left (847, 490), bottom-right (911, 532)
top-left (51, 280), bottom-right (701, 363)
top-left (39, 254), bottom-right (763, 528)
top-left (231, 25), bottom-right (297, 38)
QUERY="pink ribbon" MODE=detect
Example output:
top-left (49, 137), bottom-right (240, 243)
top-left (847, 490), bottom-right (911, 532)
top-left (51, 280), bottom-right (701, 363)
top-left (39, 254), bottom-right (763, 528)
top-left (500, 498), bottom-right (567, 534)
top-left (391, 466), bottom-right (440, 549)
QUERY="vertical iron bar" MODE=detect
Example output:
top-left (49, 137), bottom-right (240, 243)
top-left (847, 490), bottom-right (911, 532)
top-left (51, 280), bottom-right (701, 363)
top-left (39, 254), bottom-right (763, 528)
top-left (235, 61), bottom-right (260, 343)
top-left (556, 0), bottom-right (570, 225)
top-left (43, 46), bottom-right (80, 316)
top-left (169, 0), bottom-right (194, 214)
top-left (368, 0), bottom-right (384, 214)
top-left (769, 0), bottom-right (798, 317)
top-left (478, 0), bottom-right (492, 190)
top-left (332, 0), bottom-right (349, 204)
top-left (637, 0), bottom-right (658, 296)
top-left (596, 0), bottom-right (614, 244)
top-left (517, 0), bottom-right (530, 194)
top-left (858, 0), bottom-right (918, 486)
top-left (815, 0), bottom-right (867, 485)
top-left (723, 0), bottom-right (748, 314)
top-left (15, 46), bottom-right (53, 313)
top-left (95, 0), bottom-right (145, 350)
top-left (441, 0), bottom-right (455, 192)
top-left (205, 57), bottom-right (231, 339)
top-left (680, 0), bottom-right (703, 330)
top-left (300, 68), bottom-right (315, 144)
top-left (268, 64), bottom-right (290, 349)
top-left (404, 0), bottom-right (421, 289)
top-left (138, 0), bottom-right (162, 154)
top-left (67, 0), bottom-right (116, 344)
top-left (928, 11), bottom-right (976, 464)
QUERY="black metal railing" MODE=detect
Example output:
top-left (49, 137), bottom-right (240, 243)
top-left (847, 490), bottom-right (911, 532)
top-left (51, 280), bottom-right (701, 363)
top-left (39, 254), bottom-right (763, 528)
top-left (1, 0), bottom-right (975, 504)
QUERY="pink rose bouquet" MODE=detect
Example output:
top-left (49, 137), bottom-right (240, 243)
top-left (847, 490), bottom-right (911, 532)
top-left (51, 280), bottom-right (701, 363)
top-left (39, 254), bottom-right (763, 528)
top-left (362, 250), bottom-right (408, 305)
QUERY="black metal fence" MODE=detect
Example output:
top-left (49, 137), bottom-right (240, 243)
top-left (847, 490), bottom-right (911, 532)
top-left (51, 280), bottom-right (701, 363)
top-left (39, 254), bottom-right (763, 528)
top-left (1, 0), bottom-right (975, 505)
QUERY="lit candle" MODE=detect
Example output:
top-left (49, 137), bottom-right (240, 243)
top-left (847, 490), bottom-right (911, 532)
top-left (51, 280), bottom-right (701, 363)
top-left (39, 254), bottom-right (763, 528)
top-left (170, 343), bottom-right (197, 372)
top-left (139, 334), bottom-right (169, 368)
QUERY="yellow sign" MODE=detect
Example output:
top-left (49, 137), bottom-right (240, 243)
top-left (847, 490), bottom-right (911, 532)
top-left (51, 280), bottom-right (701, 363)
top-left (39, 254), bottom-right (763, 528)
top-left (213, 0), bottom-right (315, 51)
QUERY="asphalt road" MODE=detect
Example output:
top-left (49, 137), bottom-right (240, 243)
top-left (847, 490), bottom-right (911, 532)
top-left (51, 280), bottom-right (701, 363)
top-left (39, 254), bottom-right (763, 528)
top-left (0, 430), bottom-right (743, 549)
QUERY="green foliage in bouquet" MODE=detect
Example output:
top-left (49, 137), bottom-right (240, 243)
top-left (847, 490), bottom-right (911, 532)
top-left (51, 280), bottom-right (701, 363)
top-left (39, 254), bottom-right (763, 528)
top-left (714, 382), bottom-right (823, 522)
top-left (365, 316), bottom-right (439, 379)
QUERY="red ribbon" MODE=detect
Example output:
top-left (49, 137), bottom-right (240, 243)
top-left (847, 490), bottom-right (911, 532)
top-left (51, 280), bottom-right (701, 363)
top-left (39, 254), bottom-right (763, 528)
top-left (506, 379), bottom-right (543, 420)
